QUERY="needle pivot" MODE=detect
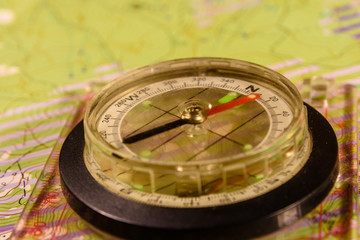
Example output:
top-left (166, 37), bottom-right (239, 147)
top-left (180, 100), bottom-right (208, 124)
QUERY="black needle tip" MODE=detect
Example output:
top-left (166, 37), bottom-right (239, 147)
top-left (123, 119), bottom-right (188, 144)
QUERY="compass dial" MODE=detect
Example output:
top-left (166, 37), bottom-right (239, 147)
top-left (83, 58), bottom-right (310, 207)
top-left (98, 77), bottom-right (292, 162)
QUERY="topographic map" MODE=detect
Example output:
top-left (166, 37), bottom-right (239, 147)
top-left (0, 0), bottom-right (360, 239)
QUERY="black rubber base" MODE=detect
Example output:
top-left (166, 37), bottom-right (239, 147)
top-left (59, 104), bottom-right (338, 240)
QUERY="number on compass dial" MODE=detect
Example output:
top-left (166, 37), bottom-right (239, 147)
top-left (98, 76), bottom-right (293, 164)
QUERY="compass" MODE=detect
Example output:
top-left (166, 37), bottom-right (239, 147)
top-left (59, 58), bottom-right (338, 239)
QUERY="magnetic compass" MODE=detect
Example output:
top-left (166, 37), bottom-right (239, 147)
top-left (59, 58), bottom-right (338, 239)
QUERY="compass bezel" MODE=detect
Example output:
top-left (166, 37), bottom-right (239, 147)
top-left (59, 103), bottom-right (338, 239)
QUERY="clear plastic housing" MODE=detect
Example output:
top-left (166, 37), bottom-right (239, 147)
top-left (83, 58), bottom-right (310, 202)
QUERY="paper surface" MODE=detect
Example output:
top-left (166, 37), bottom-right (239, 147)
top-left (0, 0), bottom-right (360, 239)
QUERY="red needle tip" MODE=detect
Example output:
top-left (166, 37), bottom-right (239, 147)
top-left (206, 93), bottom-right (261, 116)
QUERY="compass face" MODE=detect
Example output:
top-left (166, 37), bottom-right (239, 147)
top-left (97, 77), bottom-right (293, 163)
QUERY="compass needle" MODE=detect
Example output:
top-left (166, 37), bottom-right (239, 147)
top-left (206, 93), bottom-right (260, 116)
top-left (123, 94), bottom-right (260, 143)
top-left (123, 119), bottom-right (187, 144)
top-left (60, 58), bottom-right (338, 239)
